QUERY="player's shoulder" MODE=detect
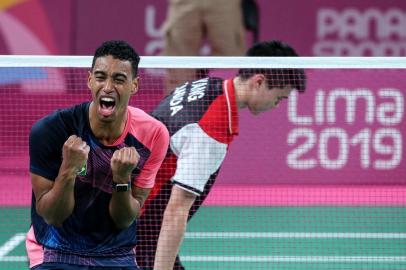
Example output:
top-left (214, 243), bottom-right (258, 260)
top-left (31, 103), bottom-right (88, 136)
top-left (206, 77), bottom-right (224, 92)
top-left (188, 77), bottom-right (223, 91)
top-left (207, 77), bottom-right (224, 87)
top-left (128, 106), bottom-right (168, 135)
top-left (177, 77), bottom-right (224, 104)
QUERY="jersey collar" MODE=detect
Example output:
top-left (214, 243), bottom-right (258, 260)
top-left (223, 79), bottom-right (239, 136)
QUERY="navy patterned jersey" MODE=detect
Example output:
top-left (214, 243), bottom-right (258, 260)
top-left (28, 102), bottom-right (169, 267)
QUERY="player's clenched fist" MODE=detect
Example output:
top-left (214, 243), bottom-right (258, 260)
top-left (62, 135), bottom-right (90, 173)
top-left (111, 147), bottom-right (140, 184)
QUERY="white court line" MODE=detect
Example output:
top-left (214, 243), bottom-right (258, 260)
top-left (0, 233), bottom-right (26, 258)
top-left (185, 232), bottom-right (406, 239)
top-left (183, 232), bottom-right (406, 263)
top-left (180, 256), bottom-right (406, 263)
top-left (0, 256), bottom-right (27, 262)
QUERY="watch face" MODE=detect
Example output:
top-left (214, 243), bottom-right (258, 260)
top-left (115, 183), bottom-right (130, 192)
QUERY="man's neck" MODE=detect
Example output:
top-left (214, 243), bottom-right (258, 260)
top-left (233, 77), bottom-right (249, 109)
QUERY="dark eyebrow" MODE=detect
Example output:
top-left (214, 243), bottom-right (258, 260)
top-left (112, 72), bottom-right (128, 79)
top-left (93, 70), bottom-right (128, 80)
top-left (93, 70), bottom-right (106, 76)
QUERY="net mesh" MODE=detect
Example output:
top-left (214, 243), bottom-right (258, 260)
top-left (0, 57), bottom-right (405, 270)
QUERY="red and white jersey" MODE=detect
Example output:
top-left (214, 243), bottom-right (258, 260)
top-left (151, 77), bottom-right (239, 196)
top-left (136, 77), bottom-right (239, 268)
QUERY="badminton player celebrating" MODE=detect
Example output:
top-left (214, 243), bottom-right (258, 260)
top-left (26, 40), bottom-right (169, 270)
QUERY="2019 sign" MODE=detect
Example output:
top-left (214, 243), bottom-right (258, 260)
top-left (287, 89), bottom-right (403, 170)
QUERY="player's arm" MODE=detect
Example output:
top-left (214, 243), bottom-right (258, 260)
top-left (109, 146), bottom-right (144, 229)
top-left (154, 123), bottom-right (228, 270)
top-left (109, 184), bottom-right (150, 229)
top-left (32, 135), bottom-right (89, 226)
top-left (154, 185), bottom-right (196, 270)
top-left (110, 121), bottom-right (170, 229)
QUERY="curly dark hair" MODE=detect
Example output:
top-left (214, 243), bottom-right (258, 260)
top-left (238, 40), bottom-right (306, 92)
top-left (92, 40), bottom-right (140, 77)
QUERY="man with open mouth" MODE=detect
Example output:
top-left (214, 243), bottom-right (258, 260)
top-left (26, 40), bottom-right (169, 270)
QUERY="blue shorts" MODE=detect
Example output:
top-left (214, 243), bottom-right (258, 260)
top-left (31, 262), bottom-right (141, 270)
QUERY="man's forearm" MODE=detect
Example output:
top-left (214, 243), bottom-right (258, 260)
top-left (109, 191), bottom-right (141, 229)
top-left (154, 210), bottom-right (188, 270)
top-left (36, 168), bottom-right (76, 226)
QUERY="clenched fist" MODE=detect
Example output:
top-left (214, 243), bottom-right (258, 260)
top-left (62, 135), bottom-right (90, 173)
top-left (111, 147), bottom-right (140, 184)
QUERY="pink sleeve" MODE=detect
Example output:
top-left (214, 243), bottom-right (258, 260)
top-left (136, 123), bottom-right (169, 188)
top-left (128, 107), bottom-right (169, 188)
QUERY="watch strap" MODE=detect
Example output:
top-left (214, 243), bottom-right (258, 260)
top-left (112, 182), bottom-right (131, 192)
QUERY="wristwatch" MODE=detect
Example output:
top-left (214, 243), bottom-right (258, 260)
top-left (112, 182), bottom-right (131, 192)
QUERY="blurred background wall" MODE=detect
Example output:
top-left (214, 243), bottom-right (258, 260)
top-left (0, 0), bottom-right (405, 193)
top-left (0, 0), bottom-right (405, 56)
